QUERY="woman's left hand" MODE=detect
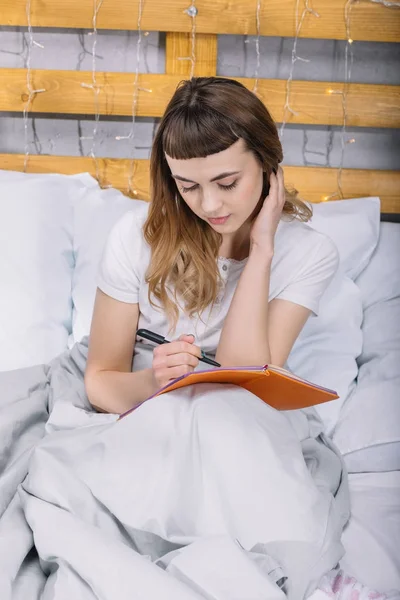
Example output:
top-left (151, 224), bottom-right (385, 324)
top-left (250, 166), bottom-right (286, 255)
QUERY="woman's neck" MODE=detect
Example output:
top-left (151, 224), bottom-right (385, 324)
top-left (219, 225), bottom-right (251, 261)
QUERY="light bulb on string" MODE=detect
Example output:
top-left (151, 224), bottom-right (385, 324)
top-left (278, 0), bottom-right (398, 201)
top-left (79, 0), bottom-right (105, 186)
top-left (178, 1), bottom-right (198, 79)
top-left (329, 0), bottom-right (361, 201)
top-left (23, 0), bottom-right (46, 172)
top-left (252, 0), bottom-right (262, 95)
top-left (113, 0), bottom-right (147, 197)
top-left (279, 0), bottom-right (319, 141)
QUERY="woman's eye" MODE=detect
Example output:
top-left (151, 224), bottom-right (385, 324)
top-left (180, 180), bottom-right (238, 193)
top-left (218, 181), bottom-right (238, 191)
top-left (180, 184), bottom-right (198, 193)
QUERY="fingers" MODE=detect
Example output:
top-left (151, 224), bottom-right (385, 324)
top-left (276, 166), bottom-right (285, 202)
top-left (267, 167), bottom-right (285, 205)
top-left (154, 351), bottom-right (199, 370)
top-left (153, 335), bottom-right (201, 357)
top-left (178, 333), bottom-right (195, 343)
top-left (155, 364), bottom-right (196, 384)
top-left (268, 169), bottom-right (278, 196)
top-left (151, 334), bottom-right (201, 389)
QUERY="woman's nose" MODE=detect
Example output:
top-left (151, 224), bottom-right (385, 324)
top-left (201, 189), bottom-right (224, 215)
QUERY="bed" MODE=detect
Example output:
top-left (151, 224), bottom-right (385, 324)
top-left (0, 168), bottom-right (399, 599)
top-left (0, 1), bottom-right (399, 598)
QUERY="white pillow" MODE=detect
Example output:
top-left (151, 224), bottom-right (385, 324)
top-left (285, 197), bottom-right (380, 434)
top-left (71, 181), bottom-right (134, 344)
top-left (308, 197), bottom-right (380, 280)
top-left (0, 170), bottom-right (89, 371)
top-left (332, 223), bottom-right (400, 471)
top-left (287, 270), bottom-right (363, 435)
top-left (354, 221), bottom-right (400, 309)
top-left (333, 299), bottom-right (400, 471)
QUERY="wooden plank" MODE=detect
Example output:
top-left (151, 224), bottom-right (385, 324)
top-left (286, 166), bottom-right (400, 214)
top-left (2, 69), bottom-right (399, 128)
top-left (0, 155), bottom-right (151, 201)
top-left (2, 0), bottom-right (399, 42)
top-left (0, 154), bottom-right (398, 213)
top-left (165, 33), bottom-right (217, 77)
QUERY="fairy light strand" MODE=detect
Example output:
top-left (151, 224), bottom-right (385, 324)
top-left (177, 2), bottom-right (198, 78)
top-left (253, 0), bottom-right (262, 94)
top-left (322, 0), bottom-right (400, 201)
top-left (80, 0), bottom-right (105, 185)
top-left (23, 0), bottom-right (46, 171)
top-left (114, 0), bottom-right (150, 196)
top-left (188, 1), bottom-right (197, 79)
top-left (322, 2), bottom-right (352, 200)
top-left (279, 0), bottom-right (319, 141)
top-left (337, 1), bottom-right (355, 199)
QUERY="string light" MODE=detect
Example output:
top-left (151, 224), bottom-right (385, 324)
top-left (177, 2), bottom-right (198, 79)
top-left (323, 0), bottom-right (400, 202)
top-left (114, 0), bottom-right (149, 196)
top-left (253, 0), bottom-right (262, 94)
top-left (322, 12), bottom-right (351, 202)
top-left (23, 0), bottom-right (46, 171)
top-left (279, 0), bottom-right (319, 140)
top-left (322, 0), bottom-right (356, 200)
top-left (80, 0), bottom-right (105, 185)
top-left (280, 0), bottom-right (399, 204)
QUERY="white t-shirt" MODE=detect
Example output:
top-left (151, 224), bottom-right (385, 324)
top-left (97, 200), bottom-right (338, 371)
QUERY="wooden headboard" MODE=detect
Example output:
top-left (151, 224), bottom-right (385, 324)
top-left (1, 0), bottom-right (399, 214)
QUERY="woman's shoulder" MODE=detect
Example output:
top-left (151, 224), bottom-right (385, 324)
top-left (271, 215), bottom-right (339, 313)
top-left (275, 215), bottom-right (338, 262)
top-left (102, 200), bottom-right (151, 267)
top-left (112, 200), bottom-right (150, 236)
top-left (97, 201), bottom-right (150, 301)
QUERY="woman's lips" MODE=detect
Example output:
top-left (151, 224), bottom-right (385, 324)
top-left (208, 215), bottom-right (231, 225)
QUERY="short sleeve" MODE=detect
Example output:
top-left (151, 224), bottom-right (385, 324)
top-left (97, 211), bottom-right (142, 303)
top-left (275, 233), bottom-right (339, 316)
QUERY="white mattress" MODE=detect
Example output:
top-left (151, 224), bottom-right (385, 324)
top-left (341, 471), bottom-right (400, 593)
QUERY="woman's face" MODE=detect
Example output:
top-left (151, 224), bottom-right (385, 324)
top-left (165, 138), bottom-right (264, 235)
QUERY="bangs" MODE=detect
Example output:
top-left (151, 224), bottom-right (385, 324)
top-left (162, 107), bottom-right (240, 160)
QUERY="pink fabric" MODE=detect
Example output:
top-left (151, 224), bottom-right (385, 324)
top-left (317, 569), bottom-right (388, 599)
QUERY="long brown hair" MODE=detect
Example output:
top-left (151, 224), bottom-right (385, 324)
top-left (143, 77), bottom-right (312, 333)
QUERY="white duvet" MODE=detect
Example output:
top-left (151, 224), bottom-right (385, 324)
top-left (0, 340), bottom-right (351, 600)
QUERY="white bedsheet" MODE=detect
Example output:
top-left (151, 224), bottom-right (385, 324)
top-left (341, 471), bottom-right (400, 593)
top-left (333, 222), bottom-right (400, 471)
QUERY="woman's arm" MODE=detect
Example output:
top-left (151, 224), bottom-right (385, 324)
top-left (215, 247), bottom-right (311, 367)
top-left (85, 289), bottom-right (202, 414)
top-left (85, 289), bottom-right (157, 413)
top-left (216, 247), bottom-right (272, 366)
top-left (86, 369), bottom-right (157, 414)
top-left (216, 167), bottom-right (311, 368)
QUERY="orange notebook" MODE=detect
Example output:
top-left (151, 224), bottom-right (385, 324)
top-left (118, 365), bottom-right (338, 420)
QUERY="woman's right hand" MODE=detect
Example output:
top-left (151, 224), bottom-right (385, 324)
top-left (151, 334), bottom-right (201, 389)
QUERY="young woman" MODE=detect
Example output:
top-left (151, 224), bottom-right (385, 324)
top-left (83, 77), bottom-right (351, 597)
top-left (85, 76), bottom-right (339, 414)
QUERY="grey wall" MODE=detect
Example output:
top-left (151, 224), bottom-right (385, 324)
top-left (0, 27), bottom-right (399, 170)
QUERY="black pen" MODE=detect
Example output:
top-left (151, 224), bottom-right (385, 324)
top-left (136, 328), bottom-right (221, 367)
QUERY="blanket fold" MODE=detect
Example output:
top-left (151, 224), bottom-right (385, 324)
top-left (0, 338), bottom-right (350, 600)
